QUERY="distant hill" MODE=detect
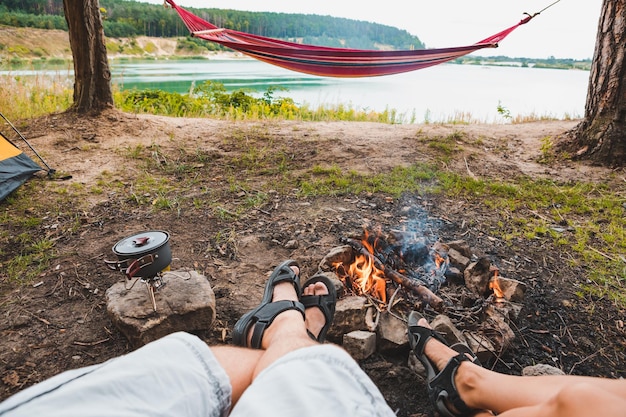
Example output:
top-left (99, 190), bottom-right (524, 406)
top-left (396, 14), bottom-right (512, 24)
top-left (0, 25), bottom-right (234, 62)
top-left (0, 0), bottom-right (424, 51)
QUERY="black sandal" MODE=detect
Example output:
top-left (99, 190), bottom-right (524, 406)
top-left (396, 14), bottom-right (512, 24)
top-left (407, 311), bottom-right (480, 417)
top-left (232, 260), bottom-right (305, 348)
top-left (300, 273), bottom-right (336, 343)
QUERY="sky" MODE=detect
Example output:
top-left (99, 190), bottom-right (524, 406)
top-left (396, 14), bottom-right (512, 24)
top-left (141, 0), bottom-right (603, 60)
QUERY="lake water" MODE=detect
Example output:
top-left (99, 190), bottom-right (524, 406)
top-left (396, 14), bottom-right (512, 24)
top-left (5, 58), bottom-right (590, 123)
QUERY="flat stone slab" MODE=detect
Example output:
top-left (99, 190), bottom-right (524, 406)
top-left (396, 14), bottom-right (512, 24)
top-left (106, 269), bottom-right (216, 347)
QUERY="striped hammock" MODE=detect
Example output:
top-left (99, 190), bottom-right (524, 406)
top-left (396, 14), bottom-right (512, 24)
top-left (165, 0), bottom-right (537, 78)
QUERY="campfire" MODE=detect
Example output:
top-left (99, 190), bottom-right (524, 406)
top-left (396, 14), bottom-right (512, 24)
top-left (327, 226), bottom-right (451, 311)
top-left (318, 224), bottom-right (527, 365)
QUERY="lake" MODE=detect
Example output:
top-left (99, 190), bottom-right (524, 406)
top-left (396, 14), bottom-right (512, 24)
top-left (5, 58), bottom-right (591, 123)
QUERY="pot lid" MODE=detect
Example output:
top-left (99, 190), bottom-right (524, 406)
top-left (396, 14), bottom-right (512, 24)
top-left (113, 230), bottom-right (170, 256)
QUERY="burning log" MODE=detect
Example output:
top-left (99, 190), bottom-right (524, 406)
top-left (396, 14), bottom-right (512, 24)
top-left (340, 237), bottom-right (444, 312)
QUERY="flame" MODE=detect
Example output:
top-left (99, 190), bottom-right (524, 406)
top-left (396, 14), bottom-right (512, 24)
top-left (489, 270), bottom-right (505, 299)
top-left (333, 228), bottom-right (387, 303)
top-left (434, 252), bottom-right (446, 268)
top-left (346, 253), bottom-right (387, 301)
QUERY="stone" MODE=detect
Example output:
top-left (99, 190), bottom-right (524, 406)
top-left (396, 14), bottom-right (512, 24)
top-left (407, 352), bottom-right (426, 379)
top-left (447, 248), bottom-right (471, 271)
top-left (464, 332), bottom-right (497, 366)
top-left (326, 296), bottom-right (370, 343)
top-left (318, 245), bottom-right (354, 272)
top-left (431, 314), bottom-right (465, 346)
top-left (522, 364), bottom-right (565, 376)
top-left (377, 311), bottom-right (409, 352)
top-left (483, 313), bottom-right (515, 351)
top-left (486, 301), bottom-right (523, 321)
top-left (446, 240), bottom-right (473, 259)
top-left (444, 266), bottom-right (464, 285)
top-left (490, 276), bottom-right (526, 302)
top-left (105, 269), bottom-right (216, 347)
top-left (464, 257), bottom-right (492, 296)
top-left (343, 330), bottom-right (377, 360)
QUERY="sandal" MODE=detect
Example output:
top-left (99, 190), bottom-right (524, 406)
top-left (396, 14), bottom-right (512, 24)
top-left (407, 311), bottom-right (480, 417)
top-left (300, 273), bottom-right (337, 343)
top-left (232, 260), bottom-right (305, 348)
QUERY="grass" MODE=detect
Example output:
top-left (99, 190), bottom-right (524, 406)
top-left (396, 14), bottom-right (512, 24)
top-left (0, 71), bottom-right (73, 121)
top-left (1, 74), bottom-right (624, 308)
top-left (437, 173), bottom-right (626, 305)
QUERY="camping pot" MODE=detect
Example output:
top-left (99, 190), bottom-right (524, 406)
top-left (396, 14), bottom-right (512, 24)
top-left (104, 231), bottom-right (171, 279)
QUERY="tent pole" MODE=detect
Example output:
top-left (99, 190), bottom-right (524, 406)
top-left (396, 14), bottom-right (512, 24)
top-left (0, 111), bottom-right (55, 175)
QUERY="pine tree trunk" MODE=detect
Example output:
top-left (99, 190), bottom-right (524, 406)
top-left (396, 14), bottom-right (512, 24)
top-left (62, 0), bottom-right (113, 114)
top-left (570, 0), bottom-right (626, 166)
top-left (566, 0), bottom-right (626, 166)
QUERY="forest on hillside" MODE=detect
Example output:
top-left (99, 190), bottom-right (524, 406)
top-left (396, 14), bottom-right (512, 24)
top-left (0, 0), bottom-right (424, 50)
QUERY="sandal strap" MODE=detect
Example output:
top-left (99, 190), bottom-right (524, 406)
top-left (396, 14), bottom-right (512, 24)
top-left (301, 294), bottom-right (333, 321)
top-left (407, 311), bottom-right (479, 417)
top-left (408, 324), bottom-right (448, 358)
top-left (300, 274), bottom-right (336, 342)
top-left (429, 353), bottom-right (475, 417)
top-left (262, 260), bottom-right (301, 304)
top-left (248, 300), bottom-right (305, 349)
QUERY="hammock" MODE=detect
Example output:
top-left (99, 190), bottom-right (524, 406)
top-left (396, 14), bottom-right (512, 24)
top-left (165, 0), bottom-right (542, 78)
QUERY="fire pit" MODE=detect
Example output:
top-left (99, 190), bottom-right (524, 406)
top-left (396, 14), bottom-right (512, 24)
top-left (318, 224), bottom-right (527, 364)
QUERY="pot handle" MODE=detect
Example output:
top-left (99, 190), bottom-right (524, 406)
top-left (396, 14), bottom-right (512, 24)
top-left (104, 255), bottom-right (155, 279)
top-left (125, 254), bottom-right (155, 279)
top-left (104, 258), bottom-right (127, 271)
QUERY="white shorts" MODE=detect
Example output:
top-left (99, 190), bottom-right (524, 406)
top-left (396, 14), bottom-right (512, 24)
top-left (0, 332), bottom-right (395, 417)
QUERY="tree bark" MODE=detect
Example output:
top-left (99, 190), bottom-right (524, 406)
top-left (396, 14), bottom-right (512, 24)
top-left (62, 0), bottom-right (114, 114)
top-left (564, 0), bottom-right (626, 167)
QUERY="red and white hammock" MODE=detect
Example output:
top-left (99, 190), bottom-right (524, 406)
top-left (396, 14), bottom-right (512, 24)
top-left (165, 0), bottom-right (539, 78)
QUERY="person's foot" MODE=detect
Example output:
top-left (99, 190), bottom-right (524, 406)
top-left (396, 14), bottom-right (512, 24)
top-left (302, 280), bottom-right (329, 340)
top-left (411, 315), bottom-right (480, 414)
top-left (418, 317), bottom-right (471, 372)
top-left (247, 266), bottom-right (307, 349)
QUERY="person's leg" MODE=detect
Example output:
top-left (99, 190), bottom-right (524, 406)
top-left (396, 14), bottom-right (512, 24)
top-left (0, 265), bottom-right (361, 417)
top-left (247, 269), bottom-right (324, 378)
top-left (210, 346), bottom-right (262, 406)
top-left (472, 382), bottom-right (626, 417)
top-left (231, 275), bottom-right (396, 417)
top-left (212, 265), bottom-right (324, 403)
top-left (416, 316), bottom-right (626, 415)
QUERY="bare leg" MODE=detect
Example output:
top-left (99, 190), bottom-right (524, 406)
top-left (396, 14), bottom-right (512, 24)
top-left (418, 317), bottom-right (626, 415)
top-left (249, 271), bottom-right (329, 379)
top-left (210, 346), bottom-right (262, 405)
top-left (209, 267), bottom-right (331, 406)
top-left (485, 383), bottom-right (626, 417)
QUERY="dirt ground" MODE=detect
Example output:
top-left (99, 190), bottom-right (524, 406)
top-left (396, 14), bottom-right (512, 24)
top-left (1, 111), bottom-right (625, 415)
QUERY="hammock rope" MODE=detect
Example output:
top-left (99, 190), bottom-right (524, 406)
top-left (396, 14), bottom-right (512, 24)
top-left (164, 0), bottom-right (553, 78)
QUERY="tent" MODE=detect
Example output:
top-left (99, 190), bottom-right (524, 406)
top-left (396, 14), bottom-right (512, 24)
top-left (0, 130), bottom-right (43, 201)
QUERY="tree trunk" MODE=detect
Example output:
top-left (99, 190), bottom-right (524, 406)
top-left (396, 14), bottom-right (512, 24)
top-left (62, 0), bottom-right (114, 114)
top-left (565, 0), bottom-right (626, 167)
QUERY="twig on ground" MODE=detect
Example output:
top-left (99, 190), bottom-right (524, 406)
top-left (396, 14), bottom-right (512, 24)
top-left (73, 338), bottom-right (110, 347)
top-left (587, 245), bottom-right (616, 261)
top-left (569, 347), bottom-right (604, 375)
top-left (464, 157), bottom-right (476, 179)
